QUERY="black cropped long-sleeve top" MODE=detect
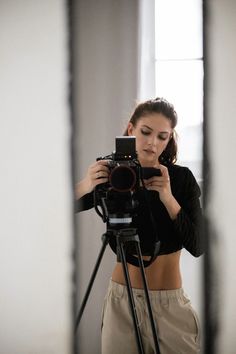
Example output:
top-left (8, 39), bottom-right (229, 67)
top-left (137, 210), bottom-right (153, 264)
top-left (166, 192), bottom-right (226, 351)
top-left (76, 164), bottom-right (204, 258)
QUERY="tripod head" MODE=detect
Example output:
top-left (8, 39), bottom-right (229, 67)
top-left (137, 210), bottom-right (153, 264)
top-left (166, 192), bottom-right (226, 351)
top-left (94, 187), bottom-right (160, 267)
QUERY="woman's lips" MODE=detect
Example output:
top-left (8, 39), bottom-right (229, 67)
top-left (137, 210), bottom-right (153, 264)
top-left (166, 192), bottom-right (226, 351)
top-left (143, 149), bottom-right (155, 154)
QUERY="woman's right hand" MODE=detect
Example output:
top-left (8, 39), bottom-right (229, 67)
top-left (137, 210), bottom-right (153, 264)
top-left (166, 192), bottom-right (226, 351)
top-left (75, 160), bottom-right (109, 199)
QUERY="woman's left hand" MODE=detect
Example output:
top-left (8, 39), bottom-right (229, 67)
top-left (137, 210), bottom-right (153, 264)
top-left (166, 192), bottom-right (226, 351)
top-left (144, 164), bottom-right (181, 220)
top-left (144, 164), bottom-right (172, 204)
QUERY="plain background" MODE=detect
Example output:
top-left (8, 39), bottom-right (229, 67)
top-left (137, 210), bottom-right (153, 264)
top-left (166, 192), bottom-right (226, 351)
top-left (0, 1), bottom-right (73, 353)
top-left (1, 0), bottom-right (236, 353)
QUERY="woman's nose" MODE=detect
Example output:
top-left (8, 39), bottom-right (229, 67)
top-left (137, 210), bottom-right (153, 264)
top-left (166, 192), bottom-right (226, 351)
top-left (148, 136), bottom-right (157, 146)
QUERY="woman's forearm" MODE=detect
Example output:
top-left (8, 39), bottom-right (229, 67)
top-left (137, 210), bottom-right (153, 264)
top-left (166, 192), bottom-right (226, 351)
top-left (75, 179), bottom-right (89, 200)
top-left (162, 195), bottom-right (181, 220)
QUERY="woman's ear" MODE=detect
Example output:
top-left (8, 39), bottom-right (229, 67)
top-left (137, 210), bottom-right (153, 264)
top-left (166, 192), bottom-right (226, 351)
top-left (127, 122), bottom-right (133, 136)
top-left (169, 131), bottom-right (174, 142)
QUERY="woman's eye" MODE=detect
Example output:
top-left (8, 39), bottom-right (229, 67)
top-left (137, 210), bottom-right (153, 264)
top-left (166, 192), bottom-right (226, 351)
top-left (141, 129), bottom-right (150, 135)
top-left (158, 135), bottom-right (168, 141)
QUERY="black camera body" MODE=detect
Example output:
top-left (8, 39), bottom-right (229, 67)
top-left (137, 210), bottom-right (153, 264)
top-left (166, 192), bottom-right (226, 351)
top-left (95, 136), bottom-right (141, 223)
top-left (97, 136), bottom-right (141, 193)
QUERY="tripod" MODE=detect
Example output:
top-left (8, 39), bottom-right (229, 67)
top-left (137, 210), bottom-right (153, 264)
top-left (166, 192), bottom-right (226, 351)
top-left (75, 227), bottom-right (160, 354)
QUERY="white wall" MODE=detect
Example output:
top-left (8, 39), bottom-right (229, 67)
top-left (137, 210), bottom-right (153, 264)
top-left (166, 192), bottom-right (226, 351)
top-left (73, 1), bottom-right (139, 353)
top-left (207, 0), bottom-right (236, 352)
top-left (0, 1), bottom-right (73, 353)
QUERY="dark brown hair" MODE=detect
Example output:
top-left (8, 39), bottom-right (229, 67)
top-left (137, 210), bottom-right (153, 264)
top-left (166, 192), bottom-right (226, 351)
top-left (124, 97), bottom-right (178, 165)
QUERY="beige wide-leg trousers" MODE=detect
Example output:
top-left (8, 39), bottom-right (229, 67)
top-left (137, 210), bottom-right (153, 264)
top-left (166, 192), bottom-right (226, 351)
top-left (101, 279), bottom-right (201, 354)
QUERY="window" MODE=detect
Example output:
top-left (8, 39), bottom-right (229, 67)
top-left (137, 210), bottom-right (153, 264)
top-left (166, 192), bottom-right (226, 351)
top-left (155, 0), bottom-right (203, 181)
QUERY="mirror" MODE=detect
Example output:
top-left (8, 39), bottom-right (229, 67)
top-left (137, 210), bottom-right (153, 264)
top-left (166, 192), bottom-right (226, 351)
top-left (72, 1), bottom-right (204, 353)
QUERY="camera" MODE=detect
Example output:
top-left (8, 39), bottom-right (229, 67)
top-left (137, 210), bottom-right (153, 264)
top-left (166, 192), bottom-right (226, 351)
top-left (97, 136), bottom-right (140, 193)
top-left (95, 136), bottom-right (141, 223)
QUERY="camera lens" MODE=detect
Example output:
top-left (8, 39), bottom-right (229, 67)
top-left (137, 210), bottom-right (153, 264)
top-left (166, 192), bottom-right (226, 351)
top-left (109, 165), bottom-right (136, 192)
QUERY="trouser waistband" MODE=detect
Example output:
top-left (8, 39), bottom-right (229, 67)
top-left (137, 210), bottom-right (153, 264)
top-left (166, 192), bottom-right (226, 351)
top-left (108, 278), bottom-right (185, 302)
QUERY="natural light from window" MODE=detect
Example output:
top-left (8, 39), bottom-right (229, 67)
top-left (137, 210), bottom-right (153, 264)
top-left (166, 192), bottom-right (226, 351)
top-left (155, 0), bottom-right (203, 181)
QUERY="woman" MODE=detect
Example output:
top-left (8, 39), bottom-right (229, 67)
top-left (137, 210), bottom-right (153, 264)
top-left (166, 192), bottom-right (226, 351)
top-left (76, 98), bottom-right (203, 354)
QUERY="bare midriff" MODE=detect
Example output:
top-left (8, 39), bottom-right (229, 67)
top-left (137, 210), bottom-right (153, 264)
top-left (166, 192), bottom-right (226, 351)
top-left (111, 250), bottom-right (182, 290)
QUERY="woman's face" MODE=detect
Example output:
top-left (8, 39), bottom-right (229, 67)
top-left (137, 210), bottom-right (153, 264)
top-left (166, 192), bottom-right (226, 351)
top-left (127, 113), bottom-right (173, 167)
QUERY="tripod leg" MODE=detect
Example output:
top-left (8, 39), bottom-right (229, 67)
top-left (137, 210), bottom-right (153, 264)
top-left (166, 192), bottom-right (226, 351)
top-left (117, 237), bottom-right (145, 354)
top-left (134, 242), bottom-right (161, 354)
top-left (75, 232), bottom-right (110, 333)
